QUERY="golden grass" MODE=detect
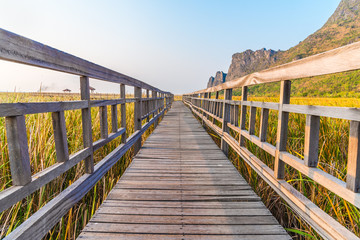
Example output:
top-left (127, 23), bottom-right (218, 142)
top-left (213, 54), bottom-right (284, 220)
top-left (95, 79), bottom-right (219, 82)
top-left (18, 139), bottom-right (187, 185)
top-left (0, 92), bottom-right (160, 239)
top-left (201, 96), bottom-right (360, 239)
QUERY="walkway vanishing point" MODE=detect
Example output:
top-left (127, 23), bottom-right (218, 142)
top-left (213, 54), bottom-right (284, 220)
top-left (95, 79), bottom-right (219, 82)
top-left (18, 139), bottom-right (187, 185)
top-left (78, 102), bottom-right (290, 240)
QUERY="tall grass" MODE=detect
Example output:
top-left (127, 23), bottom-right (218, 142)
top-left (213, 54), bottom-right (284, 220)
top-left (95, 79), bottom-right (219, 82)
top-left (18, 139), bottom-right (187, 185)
top-left (201, 95), bottom-right (360, 239)
top-left (0, 92), bottom-right (160, 239)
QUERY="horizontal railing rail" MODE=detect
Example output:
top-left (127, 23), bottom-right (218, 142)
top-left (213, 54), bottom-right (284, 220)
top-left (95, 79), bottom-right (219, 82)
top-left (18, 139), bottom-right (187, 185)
top-left (183, 41), bottom-right (360, 240)
top-left (0, 29), bottom-right (173, 239)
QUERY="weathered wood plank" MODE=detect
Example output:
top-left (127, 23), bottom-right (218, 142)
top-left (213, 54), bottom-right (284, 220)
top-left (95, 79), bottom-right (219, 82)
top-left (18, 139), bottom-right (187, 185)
top-left (52, 111), bottom-right (69, 163)
top-left (5, 115), bottom-right (32, 186)
top-left (78, 102), bottom-right (288, 240)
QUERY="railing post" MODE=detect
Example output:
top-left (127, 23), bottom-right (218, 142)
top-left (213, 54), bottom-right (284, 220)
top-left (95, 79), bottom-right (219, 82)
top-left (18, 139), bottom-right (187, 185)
top-left (146, 89), bottom-right (150, 122)
top-left (134, 87), bottom-right (142, 154)
top-left (52, 111), bottom-right (69, 162)
top-left (239, 86), bottom-right (248, 146)
top-left (221, 89), bottom-right (232, 156)
top-left (100, 106), bottom-right (108, 139)
top-left (120, 84), bottom-right (126, 143)
top-left (111, 104), bottom-right (118, 133)
top-left (153, 91), bottom-right (158, 128)
top-left (304, 115), bottom-right (320, 167)
top-left (347, 121), bottom-right (360, 192)
top-left (5, 115), bottom-right (32, 186)
top-left (274, 80), bottom-right (291, 179)
top-left (80, 76), bottom-right (94, 173)
top-left (259, 108), bottom-right (269, 142)
top-left (213, 91), bottom-right (219, 123)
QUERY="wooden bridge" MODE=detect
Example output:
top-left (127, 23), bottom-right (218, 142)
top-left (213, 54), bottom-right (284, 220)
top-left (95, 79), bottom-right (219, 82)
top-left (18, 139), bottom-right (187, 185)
top-left (78, 101), bottom-right (290, 239)
top-left (1, 28), bottom-right (360, 239)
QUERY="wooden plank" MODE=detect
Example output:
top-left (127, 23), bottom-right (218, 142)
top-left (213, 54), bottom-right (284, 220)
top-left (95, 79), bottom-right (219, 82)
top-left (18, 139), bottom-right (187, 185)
top-left (259, 108), bottom-right (269, 142)
top-left (134, 87), bottom-right (142, 154)
top-left (0, 101), bottom-right (88, 117)
top-left (221, 89), bottom-right (232, 155)
top-left (52, 111), bottom-right (69, 163)
top-left (80, 76), bottom-right (94, 173)
top-left (100, 106), bottom-right (108, 139)
top-left (5, 115), bottom-right (32, 186)
top-left (221, 132), bottom-right (358, 240)
top-left (78, 102), bottom-right (289, 240)
top-left (274, 80), bottom-right (291, 179)
top-left (0, 148), bottom-right (91, 213)
top-left (239, 86), bottom-right (248, 146)
top-left (4, 107), bottom-right (166, 240)
top-left (111, 104), bottom-right (118, 133)
top-left (347, 121), bottom-right (360, 192)
top-left (120, 84), bottom-right (126, 143)
top-left (304, 115), bottom-right (320, 167)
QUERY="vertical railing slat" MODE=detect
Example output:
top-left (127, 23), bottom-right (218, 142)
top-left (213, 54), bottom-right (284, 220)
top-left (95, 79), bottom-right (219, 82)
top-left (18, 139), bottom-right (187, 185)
top-left (100, 106), bottom-right (108, 139)
top-left (5, 115), bottom-right (32, 186)
top-left (259, 108), bottom-right (269, 142)
top-left (111, 104), bottom-right (118, 133)
top-left (304, 115), bottom-right (320, 167)
top-left (239, 86), bottom-right (248, 146)
top-left (134, 87), bottom-right (142, 154)
top-left (80, 76), bottom-right (94, 173)
top-left (274, 80), bottom-right (291, 179)
top-left (221, 89), bottom-right (232, 156)
top-left (52, 111), bottom-right (69, 163)
top-left (120, 84), bottom-right (126, 143)
top-left (347, 120), bottom-right (360, 192)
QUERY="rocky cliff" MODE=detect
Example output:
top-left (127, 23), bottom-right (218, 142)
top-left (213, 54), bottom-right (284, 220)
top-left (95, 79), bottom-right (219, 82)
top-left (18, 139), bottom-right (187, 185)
top-left (225, 48), bottom-right (278, 83)
top-left (206, 0), bottom-right (360, 89)
top-left (207, 71), bottom-right (227, 88)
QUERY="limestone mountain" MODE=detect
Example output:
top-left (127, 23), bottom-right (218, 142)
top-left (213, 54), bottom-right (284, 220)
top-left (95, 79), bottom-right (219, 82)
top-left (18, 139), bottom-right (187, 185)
top-left (207, 0), bottom-right (360, 97)
top-left (207, 71), bottom-right (227, 88)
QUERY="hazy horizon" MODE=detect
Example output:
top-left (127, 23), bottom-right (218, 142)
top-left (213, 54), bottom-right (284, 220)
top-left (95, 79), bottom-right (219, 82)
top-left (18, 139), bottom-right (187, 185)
top-left (0, 0), bottom-right (340, 94)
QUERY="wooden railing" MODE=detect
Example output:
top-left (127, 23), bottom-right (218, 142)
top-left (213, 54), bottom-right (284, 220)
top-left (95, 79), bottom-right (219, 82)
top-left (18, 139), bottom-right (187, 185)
top-left (0, 29), bottom-right (173, 239)
top-left (183, 40), bottom-right (360, 240)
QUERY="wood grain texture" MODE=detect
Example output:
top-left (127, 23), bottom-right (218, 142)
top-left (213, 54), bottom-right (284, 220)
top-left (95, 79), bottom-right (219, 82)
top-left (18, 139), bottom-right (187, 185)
top-left (184, 99), bottom-right (360, 239)
top-left (4, 107), bottom-right (167, 240)
top-left (78, 102), bottom-right (289, 240)
top-left (221, 89), bottom-right (232, 155)
top-left (52, 111), bottom-right (69, 163)
top-left (80, 76), bottom-right (94, 173)
top-left (347, 121), bottom-right (360, 192)
top-left (5, 115), bottom-right (32, 186)
top-left (274, 80), bottom-right (291, 179)
top-left (304, 115), bottom-right (320, 167)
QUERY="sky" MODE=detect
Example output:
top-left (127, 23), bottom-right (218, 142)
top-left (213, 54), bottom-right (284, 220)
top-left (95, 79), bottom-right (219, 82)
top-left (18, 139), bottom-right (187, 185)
top-left (0, 0), bottom-right (341, 94)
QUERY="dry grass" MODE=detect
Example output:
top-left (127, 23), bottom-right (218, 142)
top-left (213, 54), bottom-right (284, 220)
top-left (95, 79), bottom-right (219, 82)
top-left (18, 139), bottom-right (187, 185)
top-left (201, 96), bottom-right (360, 239)
top-left (0, 92), bottom-right (161, 239)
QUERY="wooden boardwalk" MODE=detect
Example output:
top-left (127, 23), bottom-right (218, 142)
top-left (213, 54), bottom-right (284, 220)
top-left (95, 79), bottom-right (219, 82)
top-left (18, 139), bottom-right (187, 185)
top-left (78, 101), bottom-right (290, 240)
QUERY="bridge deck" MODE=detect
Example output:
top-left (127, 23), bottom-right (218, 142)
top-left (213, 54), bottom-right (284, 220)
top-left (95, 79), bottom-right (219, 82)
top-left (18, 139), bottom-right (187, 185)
top-left (78, 102), bottom-right (290, 240)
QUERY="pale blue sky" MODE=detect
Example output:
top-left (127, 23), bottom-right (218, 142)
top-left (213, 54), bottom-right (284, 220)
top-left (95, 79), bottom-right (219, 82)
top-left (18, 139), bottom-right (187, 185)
top-left (0, 0), bottom-right (340, 94)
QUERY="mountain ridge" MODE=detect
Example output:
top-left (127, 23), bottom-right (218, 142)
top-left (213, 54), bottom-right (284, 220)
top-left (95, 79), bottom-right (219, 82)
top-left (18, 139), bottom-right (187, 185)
top-left (206, 0), bottom-right (360, 97)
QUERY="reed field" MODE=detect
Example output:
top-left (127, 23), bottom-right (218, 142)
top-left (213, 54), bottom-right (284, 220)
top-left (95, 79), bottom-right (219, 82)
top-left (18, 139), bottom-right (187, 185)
top-left (0, 92), bottom-right (161, 239)
top-left (1, 91), bottom-right (360, 239)
top-left (199, 94), bottom-right (360, 239)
